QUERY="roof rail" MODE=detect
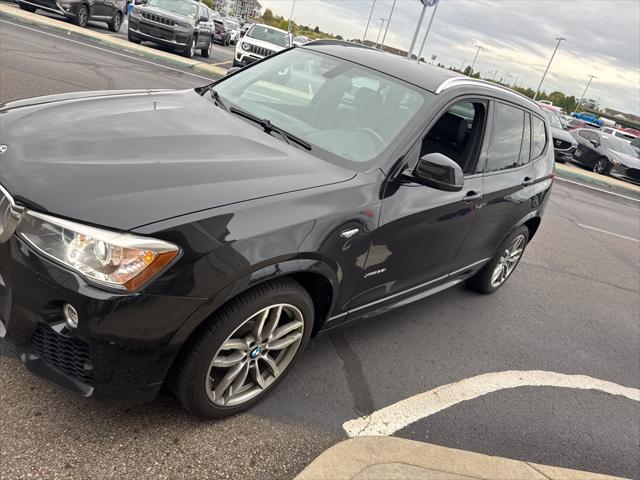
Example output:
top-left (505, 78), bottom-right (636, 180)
top-left (436, 77), bottom-right (538, 107)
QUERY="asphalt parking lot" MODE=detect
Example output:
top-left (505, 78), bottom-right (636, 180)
top-left (0, 16), bottom-right (639, 480)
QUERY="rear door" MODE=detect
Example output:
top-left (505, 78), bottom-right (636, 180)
top-left (452, 101), bottom-right (539, 269)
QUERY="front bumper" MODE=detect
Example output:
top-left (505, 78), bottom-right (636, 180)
top-left (0, 235), bottom-right (204, 405)
top-left (128, 18), bottom-right (190, 48)
top-left (235, 51), bottom-right (262, 66)
top-left (610, 163), bottom-right (640, 184)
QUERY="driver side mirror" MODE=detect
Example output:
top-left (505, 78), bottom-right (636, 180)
top-left (240, 31), bottom-right (245, 37)
top-left (590, 139), bottom-right (600, 148)
top-left (409, 153), bottom-right (464, 192)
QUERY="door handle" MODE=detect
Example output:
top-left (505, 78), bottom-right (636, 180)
top-left (463, 191), bottom-right (482, 202)
top-left (522, 177), bottom-right (534, 187)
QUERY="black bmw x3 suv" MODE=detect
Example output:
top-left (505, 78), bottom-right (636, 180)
top-left (0, 42), bottom-right (554, 418)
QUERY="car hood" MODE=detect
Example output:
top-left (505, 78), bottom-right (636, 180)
top-left (0, 89), bottom-right (355, 231)
top-left (609, 150), bottom-right (640, 168)
top-left (550, 126), bottom-right (576, 144)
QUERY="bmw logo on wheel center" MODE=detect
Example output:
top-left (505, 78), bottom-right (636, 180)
top-left (250, 346), bottom-right (263, 359)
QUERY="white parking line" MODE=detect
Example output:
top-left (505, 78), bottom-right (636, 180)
top-left (0, 19), bottom-right (215, 81)
top-left (555, 177), bottom-right (640, 203)
top-left (577, 223), bottom-right (639, 243)
top-left (342, 370), bottom-right (640, 437)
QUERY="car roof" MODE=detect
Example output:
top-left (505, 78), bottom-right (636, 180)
top-left (301, 41), bottom-right (539, 111)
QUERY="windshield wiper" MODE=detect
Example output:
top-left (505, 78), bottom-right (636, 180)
top-left (203, 86), bottom-right (229, 112)
top-left (229, 107), bottom-right (312, 151)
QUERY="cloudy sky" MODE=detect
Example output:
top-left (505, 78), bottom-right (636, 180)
top-left (259, 0), bottom-right (640, 115)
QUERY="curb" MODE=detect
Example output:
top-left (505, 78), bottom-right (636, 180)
top-left (0, 4), bottom-right (226, 79)
top-left (295, 437), bottom-right (628, 480)
top-left (554, 163), bottom-right (640, 198)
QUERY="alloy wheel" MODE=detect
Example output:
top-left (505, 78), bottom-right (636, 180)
top-left (190, 38), bottom-right (196, 57)
top-left (205, 303), bottom-right (305, 407)
top-left (490, 234), bottom-right (526, 288)
top-left (207, 41), bottom-right (212, 57)
top-left (593, 158), bottom-right (607, 174)
top-left (78, 6), bottom-right (88, 26)
top-left (113, 14), bottom-right (121, 31)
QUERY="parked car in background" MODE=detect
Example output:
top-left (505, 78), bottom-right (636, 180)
top-left (128, 0), bottom-right (213, 58)
top-left (234, 23), bottom-right (292, 67)
top-left (293, 35), bottom-right (310, 46)
top-left (571, 111), bottom-right (604, 127)
top-left (567, 118), bottom-right (599, 130)
top-left (224, 19), bottom-right (241, 45)
top-left (212, 17), bottom-right (232, 45)
top-left (18, 0), bottom-right (125, 30)
top-left (571, 128), bottom-right (640, 181)
top-left (543, 111), bottom-right (577, 163)
top-left (602, 127), bottom-right (637, 142)
top-left (0, 42), bottom-right (554, 418)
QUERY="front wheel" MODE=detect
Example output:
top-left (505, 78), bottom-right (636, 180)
top-left (171, 279), bottom-right (314, 418)
top-left (74, 4), bottom-right (89, 27)
top-left (182, 36), bottom-right (196, 58)
top-left (593, 157), bottom-right (610, 175)
top-left (467, 226), bottom-right (529, 294)
top-left (201, 39), bottom-right (212, 58)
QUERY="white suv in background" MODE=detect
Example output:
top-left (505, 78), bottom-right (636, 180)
top-left (234, 24), bottom-right (292, 67)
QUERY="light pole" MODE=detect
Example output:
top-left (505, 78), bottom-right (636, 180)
top-left (287, 0), bottom-right (296, 33)
top-left (407, 0), bottom-right (429, 58)
top-left (375, 18), bottom-right (386, 50)
top-left (576, 75), bottom-right (597, 113)
top-left (470, 45), bottom-right (482, 73)
top-left (533, 36), bottom-right (565, 100)
top-left (380, 0), bottom-right (397, 52)
top-left (416, 0), bottom-right (440, 63)
top-left (363, 0), bottom-right (377, 44)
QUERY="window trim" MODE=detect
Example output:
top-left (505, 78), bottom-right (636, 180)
top-left (530, 113), bottom-right (548, 161)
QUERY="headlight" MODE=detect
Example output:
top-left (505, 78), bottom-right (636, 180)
top-left (242, 42), bottom-right (251, 51)
top-left (17, 211), bottom-right (179, 292)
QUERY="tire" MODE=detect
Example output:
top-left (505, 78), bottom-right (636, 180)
top-left (182, 36), bottom-right (196, 58)
top-left (74, 3), bottom-right (89, 27)
top-left (593, 157), bottom-right (611, 175)
top-left (467, 226), bottom-right (530, 294)
top-left (171, 278), bottom-right (314, 418)
top-left (108, 11), bottom-right (122, 32)
top-left (201, 39), bottom-right (212, 58)
top-left (19, 3), bottom-right (36, 12)
top-left (232, 58), bottom-right (241, 68)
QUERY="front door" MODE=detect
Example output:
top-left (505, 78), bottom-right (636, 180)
top-left (348, 99), bottom-right (490, 316)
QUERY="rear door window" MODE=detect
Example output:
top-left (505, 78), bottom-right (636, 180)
top-left (484, 102), bottom-right (525, 172)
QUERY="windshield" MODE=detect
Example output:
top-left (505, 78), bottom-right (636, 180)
top-left (147, 0), bottom-right (197, 17)
top-left (544, 111), bottom-right (563, 129)
top-left (212, 48), bottom-right (429, 169)
top-left (225, 20), bottom-right (239, 30)
top-left (603, 135), bottom-right (636, 156)
top-left (247, 25), bottom-right (290, 48)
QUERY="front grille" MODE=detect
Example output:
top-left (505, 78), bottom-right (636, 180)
top-left (248, 44), bottom-right (275, 57)
top-left (139, 23), bottom-right (174, 40)
top-left (141, 12), bottom-right (175, 26)
top-left (553, 138), bottom-right (573, 151)
top-left (31, 326), bottom-right (94, 385)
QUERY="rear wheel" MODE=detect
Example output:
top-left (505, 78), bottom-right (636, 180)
top-left (593, 157), bottom-right (611, 175)
top-left (171, 279), bottom-right (314, 418)
top-left (19, 3), bottom-right (37, 12)
top-left (467, 226), bottom-right (529, 294)
top-left (108, 11), bottom-right (122, 32)
top-left (74, 4), bottom-right (89, 27)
